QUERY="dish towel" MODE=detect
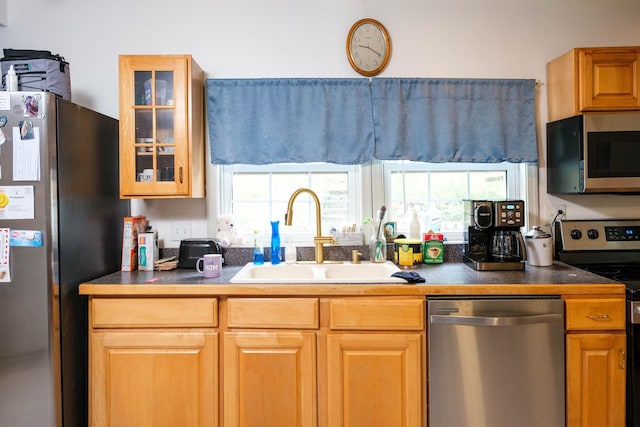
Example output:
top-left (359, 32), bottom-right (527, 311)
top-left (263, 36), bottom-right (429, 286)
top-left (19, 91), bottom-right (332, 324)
top-left (391, 271), bottom-right (426, 283)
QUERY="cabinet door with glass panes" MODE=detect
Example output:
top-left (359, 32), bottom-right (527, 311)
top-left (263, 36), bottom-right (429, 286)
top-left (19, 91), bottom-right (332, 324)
top-left (118, 55), bottom-right (204, 198)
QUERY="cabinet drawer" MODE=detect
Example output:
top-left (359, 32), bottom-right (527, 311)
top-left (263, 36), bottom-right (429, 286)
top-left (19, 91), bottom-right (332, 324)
top-left (329, 298), bottom-right (424, 331)
top-left (91, 298), bottom-right (218, 328)
top-left (565, 298), bottom-right (625, 331)
top-left (226, 298), bottom-right (319, 329)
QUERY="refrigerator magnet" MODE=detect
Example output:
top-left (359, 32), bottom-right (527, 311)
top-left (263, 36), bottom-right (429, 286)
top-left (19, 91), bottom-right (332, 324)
top-left (0, 228), bottom-right (10, 282)
top-left (9, 230), bottom-right (43, 247)
top-left (23, 95), bottom-right (39, 117)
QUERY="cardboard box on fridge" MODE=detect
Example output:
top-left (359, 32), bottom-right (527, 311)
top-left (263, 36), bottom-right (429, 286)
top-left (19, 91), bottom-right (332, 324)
top-left (121, 215), bottom-right (146, 271)
top-left (138, 231), bottom-right (158, 271)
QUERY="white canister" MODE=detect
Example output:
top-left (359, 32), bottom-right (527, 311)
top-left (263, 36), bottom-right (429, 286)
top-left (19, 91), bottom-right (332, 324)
top-left (524, 226), bottom-right (553, 267)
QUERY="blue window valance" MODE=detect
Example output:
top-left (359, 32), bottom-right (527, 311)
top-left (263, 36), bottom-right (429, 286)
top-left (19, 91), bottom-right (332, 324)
top-left (205, 77), bottom-right (538, 165)
top-left (205, 78), bottom-right (374, 165)
top-left (370, 78), bottom-right (538, 163)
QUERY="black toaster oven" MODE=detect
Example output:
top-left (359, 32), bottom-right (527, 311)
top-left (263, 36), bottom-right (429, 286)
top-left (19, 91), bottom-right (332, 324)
top-left (178, 238), bottom-right (222, 268)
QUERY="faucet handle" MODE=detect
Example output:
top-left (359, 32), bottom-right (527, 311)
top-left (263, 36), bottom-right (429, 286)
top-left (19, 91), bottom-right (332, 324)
top-left (315, 235), bottom-right (336, 245)
top-left (352, 250), bottom-right (362, 264)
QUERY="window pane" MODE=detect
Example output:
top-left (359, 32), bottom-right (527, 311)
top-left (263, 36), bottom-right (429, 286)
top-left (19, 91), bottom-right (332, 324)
top-left (431, 172), bottom-right (467, 199)
top-left (469, 171), bottom-right (507, 199)
top-left (385, 163), bottom-right (510, 240)
top-left (226, 166), bottom-right (354, 241)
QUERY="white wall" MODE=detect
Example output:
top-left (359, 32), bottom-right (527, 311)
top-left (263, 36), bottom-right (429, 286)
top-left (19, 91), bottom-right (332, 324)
top-left (2, 0), bottom-right (640, 247)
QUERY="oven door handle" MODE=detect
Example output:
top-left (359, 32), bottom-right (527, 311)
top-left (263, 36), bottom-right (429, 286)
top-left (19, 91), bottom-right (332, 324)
top-left (430, 313), bottom-right (562, 327)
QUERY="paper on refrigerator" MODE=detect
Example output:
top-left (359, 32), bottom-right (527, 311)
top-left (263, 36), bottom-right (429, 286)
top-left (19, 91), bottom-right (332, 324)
top-left (0, 186), bottom-right (34, 220)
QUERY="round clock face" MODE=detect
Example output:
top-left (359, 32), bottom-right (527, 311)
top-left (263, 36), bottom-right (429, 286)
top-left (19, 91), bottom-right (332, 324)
top-left (346, 18), bottom-right (391, 76)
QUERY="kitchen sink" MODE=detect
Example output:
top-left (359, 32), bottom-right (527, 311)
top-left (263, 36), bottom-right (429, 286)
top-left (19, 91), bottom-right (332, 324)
top-left (229, 261), bottom-right (406, 284)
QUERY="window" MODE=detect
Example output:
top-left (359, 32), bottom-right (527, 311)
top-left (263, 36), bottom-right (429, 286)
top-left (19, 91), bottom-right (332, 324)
top-left (218, 164), bottom-right (362, 243)
top-left (382, 161), bottom-right (525, 242)
top-left (216, 161), bottom-right (533, 245)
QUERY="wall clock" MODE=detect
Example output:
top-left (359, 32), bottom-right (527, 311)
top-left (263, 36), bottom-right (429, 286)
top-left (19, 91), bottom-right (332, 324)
top-left (346, 18), bottom-right (391, 77)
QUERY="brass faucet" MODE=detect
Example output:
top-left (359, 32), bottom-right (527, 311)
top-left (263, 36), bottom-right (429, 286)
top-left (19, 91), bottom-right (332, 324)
top-left (285, 188), bottom-right (336, 263)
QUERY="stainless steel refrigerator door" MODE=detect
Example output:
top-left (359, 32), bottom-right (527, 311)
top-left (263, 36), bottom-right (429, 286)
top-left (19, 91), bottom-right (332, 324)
top-left (0, 92), bottom-right (128, 427)
top-left (0, 92), bottom-right (60, 426)
top-left (428, 298), bottom-right (565, 427)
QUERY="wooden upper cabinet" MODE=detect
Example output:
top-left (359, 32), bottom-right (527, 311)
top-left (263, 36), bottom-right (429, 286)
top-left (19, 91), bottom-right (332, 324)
top-left (118, 55), bottom-right (205, 198)
top-left (547, 46), bottom-right (640, 121)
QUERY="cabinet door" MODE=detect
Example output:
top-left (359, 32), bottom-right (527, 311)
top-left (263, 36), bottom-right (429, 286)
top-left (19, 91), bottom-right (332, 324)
top-left (326, 333), bottom-right (422, 427)
top-left (223, 331), bottom-right (317, 427)
top-left (566, 333), bottom-right (626, 427)
top-left (90, 330), bottom-right (218, 427)
top-left (119, 55), bottom-right (204, 198)
top-left (581, 50), bottom-right (640, 111)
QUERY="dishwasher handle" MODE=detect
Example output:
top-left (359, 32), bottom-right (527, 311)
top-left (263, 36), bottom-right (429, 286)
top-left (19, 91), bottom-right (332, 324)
top-left (430, 313), bottom-right (562, 327)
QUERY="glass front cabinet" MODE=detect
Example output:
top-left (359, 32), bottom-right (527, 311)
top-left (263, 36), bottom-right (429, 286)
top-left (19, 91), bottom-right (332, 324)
top-left (118, 55), bottom-right (204, 198)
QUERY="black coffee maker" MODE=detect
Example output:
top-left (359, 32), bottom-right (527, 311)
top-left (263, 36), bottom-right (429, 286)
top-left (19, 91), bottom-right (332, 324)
top-left (463, 200), bottom-right (527, 271)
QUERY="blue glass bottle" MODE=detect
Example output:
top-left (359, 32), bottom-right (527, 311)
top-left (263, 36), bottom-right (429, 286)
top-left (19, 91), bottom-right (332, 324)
top-left (270, 220), bottom-right (281, 265)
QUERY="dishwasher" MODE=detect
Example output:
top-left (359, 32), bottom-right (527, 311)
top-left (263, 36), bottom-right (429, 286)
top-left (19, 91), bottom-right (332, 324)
top-left (427, 297), bottom-right (565, 427)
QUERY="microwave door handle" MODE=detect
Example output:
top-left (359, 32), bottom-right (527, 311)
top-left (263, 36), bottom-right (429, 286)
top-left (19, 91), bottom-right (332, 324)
top-left (430, 313), bottom-right (562, 327)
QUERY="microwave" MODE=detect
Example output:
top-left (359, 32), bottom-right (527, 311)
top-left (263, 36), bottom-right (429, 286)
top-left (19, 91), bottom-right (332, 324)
top-left (547, 113), bottom-right (640, 193)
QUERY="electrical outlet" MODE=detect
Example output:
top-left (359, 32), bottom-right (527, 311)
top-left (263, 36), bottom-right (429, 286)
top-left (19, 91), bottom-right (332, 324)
top-left (551, 204), bottom-right (566, 222)
top-left (170, 221), bottom-right (192, 241)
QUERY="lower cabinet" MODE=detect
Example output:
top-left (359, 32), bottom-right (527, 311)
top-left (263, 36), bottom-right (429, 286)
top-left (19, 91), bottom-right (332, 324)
top-left (223, 297), bottom-right (320, 427)
top-left (87, 293), bottom-right (630, 427)
top-left (565, 297), bottom-right (627, 427)
top-left (88, 297), bottom-right (219, 427)
top-left (221, 296), bottom-right (424, 427)
top-left (325, 333), bottom-right (422, 427)
top-left (223, 331), bottom-right (317, 427)
top-left (324, 298), bottom-right (424, 427)
top-left (91, 331), bottom-right (218, 427)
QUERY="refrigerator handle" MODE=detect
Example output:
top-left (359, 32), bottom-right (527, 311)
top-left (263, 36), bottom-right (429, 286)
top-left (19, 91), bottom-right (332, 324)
top-left (430, 313), bottom-right (562, 327)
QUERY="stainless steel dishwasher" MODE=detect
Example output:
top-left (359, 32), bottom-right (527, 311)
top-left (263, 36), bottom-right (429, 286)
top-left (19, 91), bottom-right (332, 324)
top-left (427, 297), bottom-right (565, 427)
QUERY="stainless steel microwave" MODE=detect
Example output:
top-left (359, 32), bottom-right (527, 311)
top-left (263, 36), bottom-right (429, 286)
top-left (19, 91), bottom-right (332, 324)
top-left (547, 113), bottom-right (640, 193)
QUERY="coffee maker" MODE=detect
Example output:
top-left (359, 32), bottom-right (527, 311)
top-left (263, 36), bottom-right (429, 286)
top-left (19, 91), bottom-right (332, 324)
top-left (463, 200), bottom-right (527, 271)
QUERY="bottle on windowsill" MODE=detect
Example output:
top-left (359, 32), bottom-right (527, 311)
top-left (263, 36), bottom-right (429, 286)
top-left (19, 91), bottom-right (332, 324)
top-left (252, 230), bottom-right (264, 265)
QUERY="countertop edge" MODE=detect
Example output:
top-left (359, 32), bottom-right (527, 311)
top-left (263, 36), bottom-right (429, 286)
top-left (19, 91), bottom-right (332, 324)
top-left (79, 262), bottom-right (627, 297)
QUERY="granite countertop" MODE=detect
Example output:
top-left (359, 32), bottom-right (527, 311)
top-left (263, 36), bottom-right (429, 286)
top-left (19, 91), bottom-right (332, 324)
top-left (79, 261), bottom-right (626, 297)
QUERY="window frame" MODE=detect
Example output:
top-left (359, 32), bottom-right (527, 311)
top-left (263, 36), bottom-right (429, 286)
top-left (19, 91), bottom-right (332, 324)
top-left (210, 162), bottom-right (538, 246)
top-left (217, 163), bottom-right (366, 244)
top-left (380, 161), bottom-right (531, 242)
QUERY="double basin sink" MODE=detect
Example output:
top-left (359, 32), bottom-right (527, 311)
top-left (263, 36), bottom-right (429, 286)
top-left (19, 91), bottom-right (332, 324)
top-left (230, 261), bottom-right (406, 284)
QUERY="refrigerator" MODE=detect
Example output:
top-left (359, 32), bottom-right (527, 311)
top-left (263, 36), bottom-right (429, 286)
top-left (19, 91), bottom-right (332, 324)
top-left (0, 92), bottom-right (130, 426)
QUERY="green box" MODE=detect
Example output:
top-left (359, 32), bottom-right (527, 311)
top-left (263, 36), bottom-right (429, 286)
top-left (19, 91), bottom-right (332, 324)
top-left (423, 239), bottom-right (444, 264)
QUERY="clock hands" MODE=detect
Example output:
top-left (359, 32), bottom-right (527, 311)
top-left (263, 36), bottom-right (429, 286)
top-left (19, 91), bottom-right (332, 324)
top-left (358, 44), bottom-right (382, 57)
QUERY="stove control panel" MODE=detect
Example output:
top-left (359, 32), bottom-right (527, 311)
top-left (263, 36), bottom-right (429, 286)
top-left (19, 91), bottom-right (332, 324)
top-left (605, 225), bottom-right (640, 241)
top-left (559, 220), bottom-right (640, 251)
